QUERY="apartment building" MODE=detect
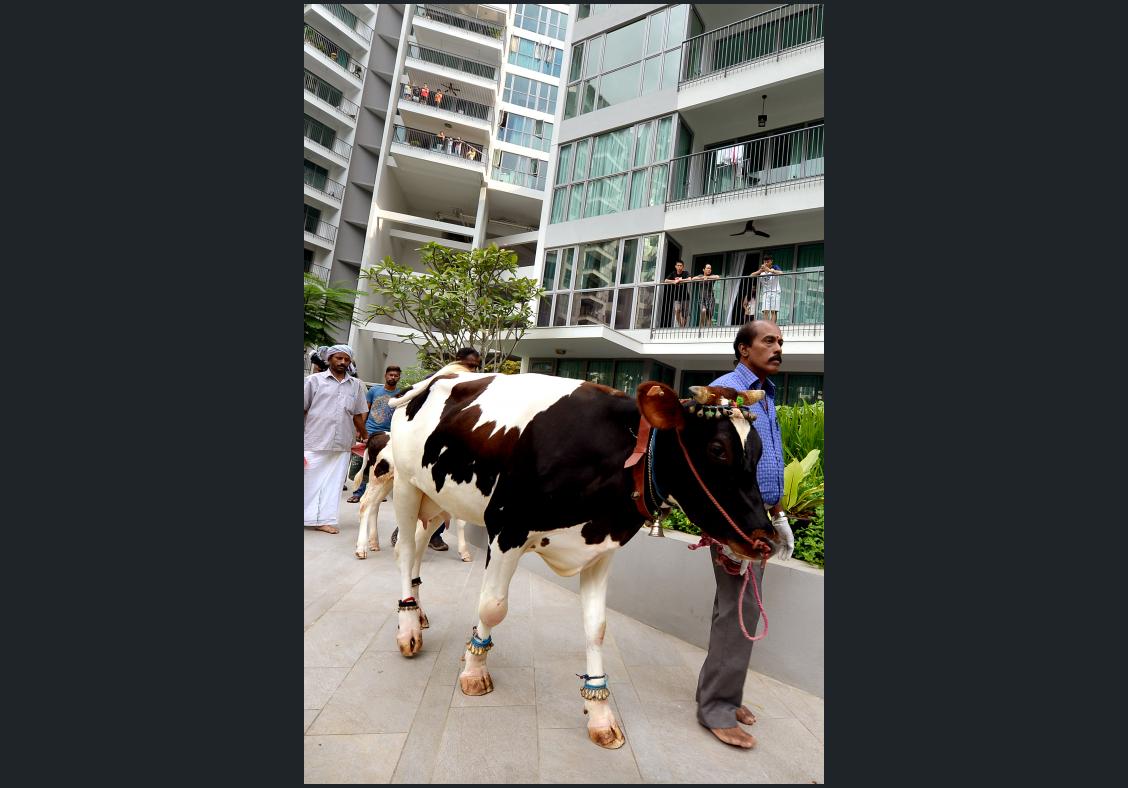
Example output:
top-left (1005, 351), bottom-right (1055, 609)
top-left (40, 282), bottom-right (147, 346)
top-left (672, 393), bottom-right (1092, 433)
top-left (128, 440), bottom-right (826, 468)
top-left (347, 3), bottom-right (571, 376)
top-left (516, 3), bottom-right (824, 403)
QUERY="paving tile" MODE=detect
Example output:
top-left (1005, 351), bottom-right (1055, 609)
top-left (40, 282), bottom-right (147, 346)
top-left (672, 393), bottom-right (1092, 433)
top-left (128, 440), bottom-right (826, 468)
top-left (626, 664), bottom-right (699, 704)
top-left (537, 726), bottom-right (644, 783)
top-left (529, 573), bottom-right (582, 607)
top-left (608, 612), bottom-right (693, 668)
top-left (603, 681), bottom-right (672, 784)
top-left (531, 605), bottom-right (591, 661)
top-left (304, 709), bottom-right (320, 733)
top-left (304, 611), bottom-right (382, 668)
top-left (308, 650), bottom-right (438, 735)
top-left (430, 706), bottom-right (539, 784)
top-left (391, 682), bottom-right (456, 784)
top-left (744, 716), bottom-right (824, 784)
top-left (757, 673), bottom-right (823, 741)
top-left (534, 658), bottom-right (624, 730)
top-left (638, 699), bottom-right (772, 783)
top-left (303, 733), bottom-right (407, 784)
top-left (304, 667), bottom-right (351, 710)
top-left (450, 666), bottom-right (535, 707)
top-left (327, 570), bottom-right (404, 613)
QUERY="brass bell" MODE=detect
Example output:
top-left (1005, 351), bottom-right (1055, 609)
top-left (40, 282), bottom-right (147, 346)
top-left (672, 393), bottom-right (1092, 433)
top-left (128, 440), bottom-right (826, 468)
top-left (648, 519), bottom-right (666, 537)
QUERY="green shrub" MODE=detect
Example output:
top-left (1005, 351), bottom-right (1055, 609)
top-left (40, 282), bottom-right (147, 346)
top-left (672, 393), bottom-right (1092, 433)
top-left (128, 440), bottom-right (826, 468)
top-left (659, 507), bottom-right (700, 537)
top-left (776, 400), bottom-right (824, 468)
top-left (792, 506), bottom-right (824, 568)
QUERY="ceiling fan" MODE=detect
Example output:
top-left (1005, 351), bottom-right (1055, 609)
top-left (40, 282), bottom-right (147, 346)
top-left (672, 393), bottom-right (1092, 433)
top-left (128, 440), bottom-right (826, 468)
top-left (439, 80), bottom-right (460, 96)
top-left (731, 220), bottom-right (770, 238)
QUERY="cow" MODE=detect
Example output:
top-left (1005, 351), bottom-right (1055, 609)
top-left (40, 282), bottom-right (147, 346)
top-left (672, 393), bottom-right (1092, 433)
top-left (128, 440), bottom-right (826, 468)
top-left (352, 433), bottom-right (474, 563)
top-left (387, 369), bottom-right (779, 749)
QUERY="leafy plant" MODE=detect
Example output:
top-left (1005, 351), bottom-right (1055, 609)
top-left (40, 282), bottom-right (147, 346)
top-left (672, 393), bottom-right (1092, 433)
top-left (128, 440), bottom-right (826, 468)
top-left (776, 400), bottom-right (824, 466)
top-left (359, 243), bottom-right (543, 374)
top-left (304, 272), bottom-right (362, 350)
top-left (782, 449), bottom-right (825, 520)
top-left (395, 366), bottom-right (431, 389)
top-left (792, 506), bottom-right (824, 568)
top-left (659, 507), bottom-right (700, 537)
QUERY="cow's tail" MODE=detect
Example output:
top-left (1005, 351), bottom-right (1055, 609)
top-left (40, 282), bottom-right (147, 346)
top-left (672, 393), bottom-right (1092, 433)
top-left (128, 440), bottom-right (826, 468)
top-left (352, 448), bottom-right (368, 486)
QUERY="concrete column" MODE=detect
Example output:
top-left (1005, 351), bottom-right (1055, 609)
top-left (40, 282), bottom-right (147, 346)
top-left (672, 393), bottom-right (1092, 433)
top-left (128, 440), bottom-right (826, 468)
top-left (472, 184), bottom-right (489, 250)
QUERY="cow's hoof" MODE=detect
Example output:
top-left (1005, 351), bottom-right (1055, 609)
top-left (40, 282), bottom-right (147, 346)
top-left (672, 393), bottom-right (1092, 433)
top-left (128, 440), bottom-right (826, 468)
top-left (355, 550), bottom-right (367, 560)
top-left (459, 550), bottom-right (473, 562)
top-left (588, 724), bottom-right (626, 749)
top-left (368, 541), bottom-right (380, 552)
top-left (397, 633), bottom-right (422, 657)
top-left (420, 613), bottom-right (430, 629)
top-left (459, 673), bottom-right (494, 695)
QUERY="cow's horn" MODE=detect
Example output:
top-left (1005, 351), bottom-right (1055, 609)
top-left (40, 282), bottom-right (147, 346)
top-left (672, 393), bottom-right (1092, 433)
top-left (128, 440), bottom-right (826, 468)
top-left (647, 386), bottom-right (666, 398)
top-left (739, 389), bottom-right (766, 403)
top-left (688, 386), bottom-right (711, 404)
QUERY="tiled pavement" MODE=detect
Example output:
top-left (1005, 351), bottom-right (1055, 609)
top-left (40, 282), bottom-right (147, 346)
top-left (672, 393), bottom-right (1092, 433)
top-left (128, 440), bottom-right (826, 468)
top-left (304, 489), bottom-right (824, 784)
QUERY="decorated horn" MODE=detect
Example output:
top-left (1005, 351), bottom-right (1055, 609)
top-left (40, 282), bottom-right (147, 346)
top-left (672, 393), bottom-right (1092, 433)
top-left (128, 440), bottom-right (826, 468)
top-left (738, 389), bottom-right (766, 403)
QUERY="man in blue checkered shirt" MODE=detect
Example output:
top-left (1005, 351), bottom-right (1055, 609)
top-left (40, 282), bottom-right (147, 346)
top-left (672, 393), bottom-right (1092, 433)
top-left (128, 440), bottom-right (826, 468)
top-left (695, 320), bottom-right (795, 749)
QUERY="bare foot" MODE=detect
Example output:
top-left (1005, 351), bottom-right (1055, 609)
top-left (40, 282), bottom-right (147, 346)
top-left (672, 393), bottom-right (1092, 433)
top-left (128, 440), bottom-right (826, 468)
top-left (312, 525), bottom-right (340, 534)
top-left (736, 705), bottom-right (757, 726)
top-left (709, 726), bottom-right (757, 748)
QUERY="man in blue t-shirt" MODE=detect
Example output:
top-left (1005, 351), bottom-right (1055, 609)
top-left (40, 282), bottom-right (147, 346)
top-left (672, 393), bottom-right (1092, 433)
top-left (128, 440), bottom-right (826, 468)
top-left (346, 365), bottom-right (404, 503)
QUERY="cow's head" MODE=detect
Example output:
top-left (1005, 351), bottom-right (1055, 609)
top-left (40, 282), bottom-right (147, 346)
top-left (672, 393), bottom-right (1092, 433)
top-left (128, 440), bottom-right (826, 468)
top-left (637, 381), bottom-right (776, 559)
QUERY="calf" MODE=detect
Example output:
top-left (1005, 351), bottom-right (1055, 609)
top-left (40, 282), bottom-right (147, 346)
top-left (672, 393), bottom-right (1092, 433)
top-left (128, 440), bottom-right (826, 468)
top-left (387, 369), bottom-right (778, 749)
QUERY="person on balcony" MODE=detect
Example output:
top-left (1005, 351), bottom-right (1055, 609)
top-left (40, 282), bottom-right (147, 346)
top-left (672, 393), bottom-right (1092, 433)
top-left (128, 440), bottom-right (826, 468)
top-left (411, 84), bottom-right (421, 102)
top-left (432, 89), bottom-right (444, 108)
top-left (752, 256), bottom-right (783, 323)
top-left (420, 83), bottom-right (430, 104)
top-left (695, 263), bottom-right (721, 327)
top-left (436, 130), bottom-right (447, 152)
top-left (664, 260), bottom-right (693, 328)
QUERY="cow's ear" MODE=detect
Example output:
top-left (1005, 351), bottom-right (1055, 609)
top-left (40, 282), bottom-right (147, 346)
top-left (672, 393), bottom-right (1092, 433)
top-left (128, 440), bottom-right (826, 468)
top-left (637, 381), bottom-right (685, 430)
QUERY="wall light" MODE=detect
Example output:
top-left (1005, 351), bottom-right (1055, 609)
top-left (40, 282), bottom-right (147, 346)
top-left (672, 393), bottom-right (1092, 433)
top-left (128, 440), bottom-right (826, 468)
top-left (758, 94), bottom-right (768, 128)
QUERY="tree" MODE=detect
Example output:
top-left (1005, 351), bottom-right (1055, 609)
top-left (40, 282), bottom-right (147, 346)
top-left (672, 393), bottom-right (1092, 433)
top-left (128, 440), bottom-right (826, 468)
top-left (304, 272), bottom-right (362, 350)
top-left (359, 243), bottom-right (543, 373)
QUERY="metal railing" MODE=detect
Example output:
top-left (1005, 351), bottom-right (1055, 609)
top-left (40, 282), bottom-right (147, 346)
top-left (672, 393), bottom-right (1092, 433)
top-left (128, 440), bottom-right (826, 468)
top-left (398, 86), bottom-right (492, 122)
top-left (304, 171), bottom-right (346, 201)
top-left (680, 4), bottom-right (824, 85)
top-left (666, 124), bottom-right (824, 206)
top-left (491, 166), bottom-right (546, 191)
top-left (320, 3), bottom-right (373, 43)
top-left (305, 261), bottom-right (332, 282)
top-left (304, 71), bottom-right (360, 119)
top-left (406, 43), bottom-right (498, 81)
top-left (304, 129), bottom-right (353, 160)
top-left (304, 24), bottom-right (364, 81)
top-left (649, 270), bottom-right (824, 339)
top-left (414, 4), bottom-right (503, 39)
top-left (391, 125), bottom-right (485, 163)
top-left (304, 218), bottom-right (339, 243)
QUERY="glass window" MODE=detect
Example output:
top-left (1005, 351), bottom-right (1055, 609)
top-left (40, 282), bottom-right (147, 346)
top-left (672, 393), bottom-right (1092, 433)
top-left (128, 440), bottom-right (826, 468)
top-left (603, 19), bottom-right (646, 71)
top-left (553, 293), bottom-right (571, 326)
top-left (642, 56), bottom-right (662, 95)
top-left (597, 62), bottom-right (641, 109)
top-left (550, 187), bottom-right (568, 223)
top-left (648, 164), bottom-right (668, 206)
top-left (581, 78), bottom-right (598, 114)
top-left (537, 296), bottom-right (552, 326)
top-left (530, 359), bottom-right (555, 374)
top-left (620, 238), bottom-right (638, 284)
top-left (640, 235), bottom-right (660, 282)
top-left (556, 144), bottom-right (573, 185)
top-left (635, 286), bottom-right (655, 328)
top-left (567, 182), bottom-right (585, 220)
top-left (646, 10), bottom-right (667, 55)
top-left (667, 4), bottom-right (689, 47)
top-left (573, 138), bottom-right (591, 181)
top-left (613, 360), bottom-right (644, 395)
top-left (661, 48), bottom-right (681, 90)
top-left (655, 116), bottom-right (674, 160)
top-left (542, 249), bottom-right (558, 289)
top-left (579, 240), bottom-right (619, 289)
top-left (584, 174), bottom-right (627, 217)
top-left (586, 359), bottom-right (614, 385)
top-left (589, 129), bottom-right (631, 178)
top-left (569, 43), bottom-right (584, 82)
top-left (614, 289), bottom-right (635, 330)
top-left (571, 289), bottom-right (614, 326)
top-left (633, 121), bottom-right (654, 167)
top-left (584, 35), bottom-right (603, 77)
top-left (564, 85), bottom-right (579, 119)
top-left (628, 169), bottom-right (649, 211)
top-left (559, 247), bottom-right (576, 289)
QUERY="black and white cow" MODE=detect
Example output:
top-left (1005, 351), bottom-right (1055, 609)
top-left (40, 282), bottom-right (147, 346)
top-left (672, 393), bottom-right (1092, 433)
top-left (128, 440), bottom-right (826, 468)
top-left (388, 368), bottom-right (778, 749)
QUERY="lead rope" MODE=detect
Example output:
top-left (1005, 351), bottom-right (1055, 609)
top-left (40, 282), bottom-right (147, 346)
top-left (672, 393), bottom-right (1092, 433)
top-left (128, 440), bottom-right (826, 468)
top-left (674, 429), bottom-right (769, 642)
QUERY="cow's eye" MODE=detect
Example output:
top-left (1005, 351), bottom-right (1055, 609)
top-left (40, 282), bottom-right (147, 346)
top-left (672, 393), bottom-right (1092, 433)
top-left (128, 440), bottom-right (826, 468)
top-left (707, 442), bottom-right (729, 463)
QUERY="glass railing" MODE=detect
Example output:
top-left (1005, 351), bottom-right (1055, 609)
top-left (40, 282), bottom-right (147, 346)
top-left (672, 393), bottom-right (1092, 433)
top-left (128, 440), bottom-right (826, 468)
top-left (398, 87), bottom-right (493, 122)
top-left (491, 167), bottom-right (546, 191)
top-left (666, 124), bottom-right (824, 206)
top-left (304, 171), bottom-right (346, 201)
top-left (320, 3), bottom-right (373, 43)
top-left (391, 125), bottom-right (485, 164)
top-left (304, 71), bottom-right (360, 118)
top-left (414, 4), bottom-right (503, 39)
top-left (304, 24), bottom-right (364, 81)
top-left (304, 218), bottom-right (339, 243)
top-left (650, 270), bottom-right (824, 338)
top-left (681, 4), bottom-right (824, 85)
top-left (406, 43), bottom-right (498, 81)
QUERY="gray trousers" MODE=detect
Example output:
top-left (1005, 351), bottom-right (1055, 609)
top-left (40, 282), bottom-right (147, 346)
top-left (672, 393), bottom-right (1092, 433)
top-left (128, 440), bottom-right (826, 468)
top-left (696, 547), bottom-right (765, 728)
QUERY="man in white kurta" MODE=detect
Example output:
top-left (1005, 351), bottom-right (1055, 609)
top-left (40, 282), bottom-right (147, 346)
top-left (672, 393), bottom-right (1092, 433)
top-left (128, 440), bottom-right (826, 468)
top-left (304, 344), bottom-right (369, 534)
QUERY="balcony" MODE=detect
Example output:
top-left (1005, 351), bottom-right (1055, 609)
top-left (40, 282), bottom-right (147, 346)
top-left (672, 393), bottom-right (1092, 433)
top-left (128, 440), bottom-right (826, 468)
top-left (397, 87), bottom-right (493, 124)
top-left (666, 124), bottom-right (824, 208)
top-left (648, 271), bottom-right (823, 339)
top-left (319, 3), bottom-right (373, 43)
top-left (406, 43), bottom-right (498, 82)
top-left (304, 128), bottom-right (353, 165)
top-left (304, 71), bottom-right (360, 124)
top-left (414, 4), bottom-right (503, 41)
top-left (304, 171), bottom-right (346, 204)
top-left (680, 4), bottom-right (824, 86)
top-left (390, 125), bottom-right (485, 166)
top-left (305, 217), bottom-right (339, 245)
top-left (304, 24), bottom-right (365, 84)
top-left (305, 260), bottom-right (332, 283)
top-left (491, 167), bottom-right (546, 192)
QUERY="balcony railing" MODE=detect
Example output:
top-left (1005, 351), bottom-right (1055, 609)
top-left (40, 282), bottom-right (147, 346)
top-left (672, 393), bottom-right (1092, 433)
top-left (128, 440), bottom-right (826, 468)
top-left (666, 124), bottom-right (824, 207)
top-left (305, 261), bottom-right (332, 282)
top-left (320, 3), bottom-right (373, 43)
top-left (304, 129), bottom-right (353, 160)
top-left (391, 125), bottom-right (485, 164)
top-left (304, 24), bottom-right (365, 82)
top-left (649, 270), bottom-right (824, 339)
top-left (305, 217), bottom-right (339, 243)
top-left (304, 171), bottom-right (346, 201)
top-left (398, 85), bottom-right (493, 122)
top-left (415, 4), bottom-right (503, 40)
top-left (491, 167), bottom-right (546, 191)
top-left (406, 43), bottom-right (498, 81)
top-left (304, 71), bottom-right (360, 119)
top-left (680, 4), bottom-right (824, 85)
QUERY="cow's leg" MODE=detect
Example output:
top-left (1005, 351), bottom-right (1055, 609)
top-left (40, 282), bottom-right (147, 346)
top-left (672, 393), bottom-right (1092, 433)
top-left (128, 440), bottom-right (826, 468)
top-left (579, 551), bottom-right (625, 749)
top-left (459, 537), bottom-right (521, 696)
top-left (454, 518), bottom-right (473, 562)
top-left (355, 471), bottom-right (392, 559)
top-left (410, 513), bottom-right (445, 629)
top-left (392, 478), bottom-right (425, 657)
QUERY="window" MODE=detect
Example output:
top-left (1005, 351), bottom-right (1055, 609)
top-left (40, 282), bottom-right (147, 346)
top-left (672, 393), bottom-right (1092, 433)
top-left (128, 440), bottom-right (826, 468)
top-left (567, 182), bottom-right (585, 220)
top-left (602, 19), bottom-right (646, 71)
top-left (497, 112), bottom-right (553, 153)
top-left (584, 174), bottom-right (627, 218)
top-left (492, 150), bottom-right (548, 190)
top-left (542, 249), bottom-right (558, 289)
top-left (502, 73), bottom-right (559, 114)
top-left (304, 204), bottom-right (322, 233)
top-left (304, 114), bottom-right (337, 149)
top-left (579, 240), bottom-right (618, 289)
top-left (556, 144), bottom-right (573, 185)
top-left (550, 188), bottom-right (567, 223)
top-left (589, 128), bottom-right (631, 178)
top-left (576, 4), bottom-right (612, 21)
top-left (514, 4), bottom-right (568, 41)
top-left (508, 35), bottom-right (563, 77)
top-left (304, 159), bottom-right (329, 190)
